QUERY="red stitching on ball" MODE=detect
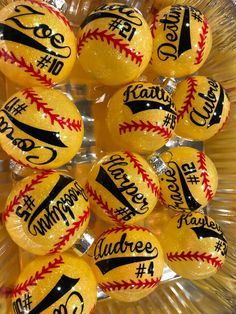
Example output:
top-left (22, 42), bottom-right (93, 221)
top-left (99, 277), bottom-right (160, 292)
top-left (99, 225), bottom-right (149, 238)
top-left (119, 120), bottom-right (172, 140)
top-left (48, 207), bottom-right (90, 254)
top-left (25, 0), bottom-right (72, 31)
top-left (124, 151), bottom-right (160, 198)
top-left (12, 255), bottom-right (64, 297)
top-left (0, 49), bottom-right (54, 87)
top-left (219, 107), bottom-right (230, 132)
top-left (0, 287), bottom-right (12, 297)
top-left (22, 88), bottom-right (82, 132)
top-left (167, 251), bottom-right (223, 269)
top-left (90, 305), bottom-right (96, 314)
top-left (150, 9), bottom-right (159, 39)
top-left (3, 170), bottom-right (54, 221)
top-left (10, 156), bottom-right (52, 171)
top-left (77, 28), bottom-right (143, 66)
top-left (85, 182), bottom-right (125, 226)
top-left (158, 190), bottom-right (168, 207)
top-left (177, 77), bottom-right (198, 122)
top-left (197, 151), bottom-right (214, 201)
top-left (194, 17), bottom-right (209, 65)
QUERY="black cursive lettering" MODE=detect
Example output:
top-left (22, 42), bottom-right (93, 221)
top-left (123, 83), bottom-right (171, 104)
top-left (94, 233), bottom-right (157, 260)
top-left (190, 79), bottom-right (224, 128)
top-left (162, 155), bottom-right (202, 211)
top-left (0, 114), bottom-right (57, 165)
top-left (101, 154), bottom-right (149, 211)
top-left (17, 176), bottom-right (87, 236)
top-left (158, 6), bottom-right (192, 61)
top-left (4, 4), bottom-right (71, 58)
top-left (177, 212), bottom-right (223, 232)
top-left (81, 4), bottom-right (142, 29)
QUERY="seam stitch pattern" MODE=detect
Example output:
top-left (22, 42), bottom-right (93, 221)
top-left (48, 207), bottom-right (90, 254)
top-left (124, 151), bottom-right (160, 198)
top-left (119, 120), bottom-right (172, 139)
top-left (158, 189), bottom-right (168, 207)
top-left (150, 9), bottom-right (159, 39)
top-left (22, 88), bottom-right (82, 132)
top-left (99, 278), bottom-right (160, 291)
top-left (167, 251), bottom-right (223, 269)
top-left (194, 17), bottom-right (209, 65)
top-left (12, 256), bottom-right (64, 297)
top-left (90, 305), bottom-right (96, 314)
top-left (25, 0), bottom-right (72, 30)
top-left (177, 77), bottom-right (198, 122)
top-left (219, 107), bottom-right (230, 132)
top-left (0, 49), bottom-right (53, 87)
top-left (3, 170), bottom-right (54, 221)
top-left (11, 156), bottom-right (51, 171)
top-left (77, 28), bottom-right (143, 66)
top-left (85, 182), bottom-right (125, 226)
top-left (0, 287), bottom-right (12, 297)
top-left (99, 225), bottom-right (149, 238)
top-left (197, 151), bottom-right (214, 201)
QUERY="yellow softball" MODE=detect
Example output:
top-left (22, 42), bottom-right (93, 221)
top-left (106, 82), bottom-right (176, 154)
top-left (11, 253), bottom-right (97, 313)
top-left (161, 212), bottom-right (227, 280)
top-left (0, 87), bottom-right (84, 170)
top-left (0, 0), bottom-right (76, 87)
top-left (158, 146), bottom-right (218, 211)
top-left (77, 3), bottom-right (153, 86)
top-left (85, 151), bottom-right (160, 225)
top-left (151, 5), bottom-right (212, 77)
top-left (3, 171), bottom-right (90, 255)
top-left (92, 225), bottom-right (164, 302)
top-left (173, 76), bottom-right (231, 140)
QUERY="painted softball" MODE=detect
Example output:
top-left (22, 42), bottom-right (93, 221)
top-left (106, 82), bottom-right (176, 154)
top-left (85, 151), bottom-right (160, 225)
top-left (161, 212), bottom-right (227, 280)
top-left (173, 76), bottom-right (231, 140)
top-left (158, 146), bottom-right (218, 212)
top-left (11, 253), bottom-right (97, 314)
top-left (0, 0), bottom-right (77, 87)
top-left (77, 3), bottom-right (153, 86)
top-left (0, 87), bottom-right (84, 170)
top-left (3, 171), bottom-right (90, 255)
top-left (151, 5), bottom-right (212, 77)
top-left (92, 225), bottom-right (164, 302)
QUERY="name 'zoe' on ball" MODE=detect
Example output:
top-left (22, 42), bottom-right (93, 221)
top-left (0, 0), bottom-right (77, 87)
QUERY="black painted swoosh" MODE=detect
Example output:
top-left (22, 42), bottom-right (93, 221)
top-left (96, 254), bottom-right (158, 275)
top-left (191, 226), bottom-right (227, 242)
top-left (29, 275), bottom-right (80, 314)
top-left (207, 85), bottom-right (225, 128)
top-left (96, 166), bottom-right (138, 216)
top-left (1, 109), bottom-right (67, 147)
top-left (80, 12), bottom-right (142, 28)
top-left (172, 161), bottom-right (202, 210)
top-left (0, 23), bottom-right (70, 58)
top-left (27, 175), bottom-right (74, 231)
top-left (124, 100), bottom-right (176, 115)
top-left (178, 7), bottom-right (192, 56)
